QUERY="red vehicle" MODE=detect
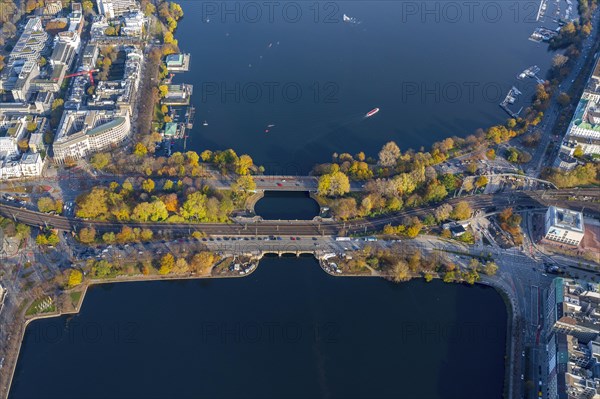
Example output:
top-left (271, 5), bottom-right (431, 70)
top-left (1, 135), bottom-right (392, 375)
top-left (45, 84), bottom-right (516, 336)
top-left (276, 183), bottom-right (283, 187)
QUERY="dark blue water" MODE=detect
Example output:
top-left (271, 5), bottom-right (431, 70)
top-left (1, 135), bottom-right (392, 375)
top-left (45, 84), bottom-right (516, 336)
top-left (10, 256), bottom-right (507, 399)
top-left (176, 0), bottom-right (555, 172)
top-left (255, 191), bottom-right (320, 219)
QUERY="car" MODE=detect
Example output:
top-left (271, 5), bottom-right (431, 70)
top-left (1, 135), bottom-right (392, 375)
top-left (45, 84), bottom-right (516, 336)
top-left (276, 183), bottom-right (283, 187)
top-left (521, 374), bottom-right (524, 380)
top-left (522, 351), bottom-right (525, 357)
top-left (290, 237), bottom-right (295, 240)
top-left (312, 237), bottom-right (317, 241)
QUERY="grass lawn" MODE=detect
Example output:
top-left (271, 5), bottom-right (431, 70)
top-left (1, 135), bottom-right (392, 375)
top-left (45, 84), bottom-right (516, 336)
top-left (69, 291), bottom-right (82, 307)
top-left (25, 297), bottom-right (56, 316)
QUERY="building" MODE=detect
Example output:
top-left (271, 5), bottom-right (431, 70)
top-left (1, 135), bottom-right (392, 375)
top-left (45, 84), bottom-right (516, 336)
top-left (121, 11), bottom-right (145, 37)
top-left (81, 44), bottom-right (100, 70)
top-left (96, 0), bottom-right (115, 18)
top-left (544, 206), bottom-right (585, 247)
top-left (163, 122), bottom-right (178, 137)
top-left (43, 0), bottom-right (63, 15)
top-left (97, 0), bottom-right (139, 18)
top-left (162, 84), bottom-right (193, 105)
top-left (165, 53), bottom-right (191, 72)
top-left (562, 99), bottom-right (600, 156)
top-left (20, 152), bottom-right (44, 176)
top-left (7, 18), bottom-right (48, 64)
top-left (546, 279), bottom-right (600, 399)
top-left (583, 57), bottom-right (600, 103)
top-left (53, 109), bottom-right (131, 163)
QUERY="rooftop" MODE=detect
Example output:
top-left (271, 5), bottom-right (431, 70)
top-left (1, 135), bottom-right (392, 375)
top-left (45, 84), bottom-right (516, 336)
top-left (549, 206), bottom-right (585, 233)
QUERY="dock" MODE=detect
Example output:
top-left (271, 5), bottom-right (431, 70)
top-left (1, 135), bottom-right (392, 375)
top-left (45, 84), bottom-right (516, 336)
top-left (500, 86), bottom-right (523, 118)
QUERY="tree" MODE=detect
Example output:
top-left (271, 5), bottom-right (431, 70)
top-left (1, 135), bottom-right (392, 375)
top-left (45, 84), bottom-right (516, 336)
top-left (378, 141), bottom-right (400, 167)
top-left (232, 175), bottom-right (256, 193)
top-left (79, 227), bottom-right (96, 244)
top-left (190, 251), bottom-right (216, 274)
top-left (557, 92), bottom-right (571, 107)
top-left (484, 262), bottom-right (498, 276)
top-left (134, 142), bottom-right (148, 158)
top-left (451, 201), bottom-right (472, 220)
top-left (142, 178), bottom-right (155, 193)
top-left (158, 85), bottom-right (169, 98)
top-left (475, 176), bottom-right (489, 188)
top-left (158, 253), bottom-right (175, 275)
top-left (163, 179), bottom-right (174, 191)
top-left (235, 154), bottom-right (254, 175)
top-left (392, 261), bottom-right (410, 282)
top-left (17, 139), bottom-right (29, 152)
top-left (331, 198), bottom-right (357, 220)
top-left (38, 197), bottom-right (56, 213)
top-left (173, 258), bottom-right (189, 274)
top-left (67, 269), bottom-right (83, 288)
top-left (102, 232), bottom-right (116, 244)
top-left (90, 153), bottom-right (110, 170)
top-left (180, 192), bottom-right (208, 221)
top-left (573, 145), bottom-right (584, 158)
top-left (162, 193), bottom-right (178, 212)
top-left (552, 54), bottom-right (569, 68)
top-left (434, 203), bottom-right (453, 222)
top-left (318, 171), bottom-right (350, 197)
top-left (76, 187), bottom-right (109, 219)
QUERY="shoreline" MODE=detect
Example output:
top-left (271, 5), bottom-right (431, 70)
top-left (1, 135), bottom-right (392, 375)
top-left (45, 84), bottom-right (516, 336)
top-left (2, 254), bottom-right (514, 399)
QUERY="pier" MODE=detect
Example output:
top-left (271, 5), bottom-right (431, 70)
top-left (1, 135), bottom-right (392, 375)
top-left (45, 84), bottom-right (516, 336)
top-left (500, 86), bottom-right (523, 118)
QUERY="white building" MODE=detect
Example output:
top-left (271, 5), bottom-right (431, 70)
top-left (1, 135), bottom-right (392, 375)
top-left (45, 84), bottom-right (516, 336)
top-left (97, 0), bottom-right (115, 18)
top-left (544, 206), bottom-right (585, 247)
top-left (97, 0), bottom-right (138, 18)
top-left (53, 109), bottom-right (131, 163)
top-left (20, 152), bottom-right (44, 176)
top-left (563, 99), bottom-right (600, 156)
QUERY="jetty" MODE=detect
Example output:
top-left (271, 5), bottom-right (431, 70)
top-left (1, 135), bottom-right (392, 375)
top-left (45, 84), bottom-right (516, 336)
top-left (500, 87), bottom-right (523, 118)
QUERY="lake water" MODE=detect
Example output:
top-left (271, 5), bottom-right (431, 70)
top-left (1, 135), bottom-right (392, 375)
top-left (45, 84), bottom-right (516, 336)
top-left (254, 191), bottom-right (320, 220)
top-left (10, 256), bottom-right (507, 399)
top-left (174, 0), bottom-right (556, 173)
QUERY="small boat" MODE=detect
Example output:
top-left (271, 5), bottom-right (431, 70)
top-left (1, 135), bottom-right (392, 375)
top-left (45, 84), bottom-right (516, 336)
top-left (365, 108), bottom-right (380, 118)
top-left (267, 124), bottom-right (275, 128)
top-left (202, 120), bottom-right (208, 126)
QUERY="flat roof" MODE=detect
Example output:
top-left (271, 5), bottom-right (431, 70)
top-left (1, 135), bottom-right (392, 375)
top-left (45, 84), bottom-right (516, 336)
top-left (86, 117), bottom-right (126, 136)
top-left (549, 206), bottom-right (584, 233)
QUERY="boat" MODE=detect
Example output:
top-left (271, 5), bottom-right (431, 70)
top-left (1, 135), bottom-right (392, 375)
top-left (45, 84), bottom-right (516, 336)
top-left (365, 108), bottom-right (379, 118)
top-left (202, 120), bottom-right (208, 126)
top-left (267, 124), bottom-right (275, 128)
